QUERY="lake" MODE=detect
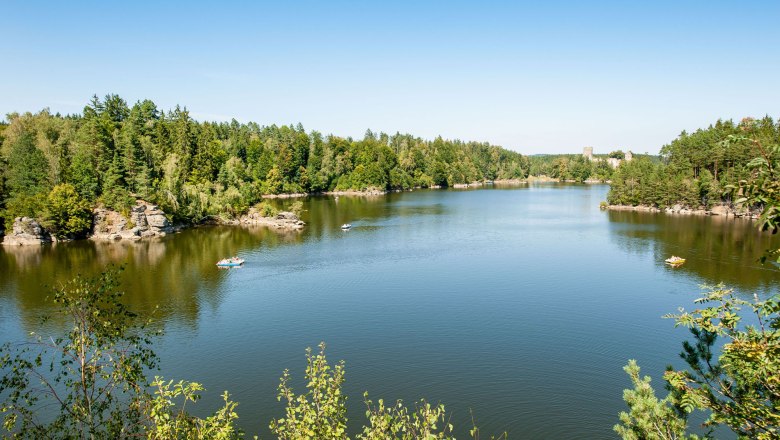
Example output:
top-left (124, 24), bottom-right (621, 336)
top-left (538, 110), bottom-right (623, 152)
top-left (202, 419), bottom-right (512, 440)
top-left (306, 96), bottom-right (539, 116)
top-left (1, 183), bottom-right (778, 438)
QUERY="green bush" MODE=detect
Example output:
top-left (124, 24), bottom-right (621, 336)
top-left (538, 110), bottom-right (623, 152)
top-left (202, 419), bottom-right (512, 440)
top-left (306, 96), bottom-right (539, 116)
top-left (42, 183), bottom-right (93, 239)
top-left (289, 200), bottom-right (304, 217)
top-left (256, 201), bottom-right (278, 218)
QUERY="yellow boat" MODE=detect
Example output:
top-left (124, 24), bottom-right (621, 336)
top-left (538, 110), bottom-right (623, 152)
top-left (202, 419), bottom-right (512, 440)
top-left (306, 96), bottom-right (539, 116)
top-left (665, 256), bottom-right (685, 266)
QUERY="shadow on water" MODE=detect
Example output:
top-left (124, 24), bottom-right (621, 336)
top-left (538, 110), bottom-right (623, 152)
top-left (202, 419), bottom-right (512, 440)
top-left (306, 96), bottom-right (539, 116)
top-left (607, 210), bottom-right (780, 294)
top-left (1, 189), bottom-right (451, 333)
top-left (0, 225), bottom-right (306, 332)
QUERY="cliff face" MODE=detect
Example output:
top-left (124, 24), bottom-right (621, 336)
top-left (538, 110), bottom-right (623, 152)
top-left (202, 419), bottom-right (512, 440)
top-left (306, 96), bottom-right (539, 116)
top-left (1, 217), bottom-right (53, 246)
top-left (91, 202), bottom-right (176, 241)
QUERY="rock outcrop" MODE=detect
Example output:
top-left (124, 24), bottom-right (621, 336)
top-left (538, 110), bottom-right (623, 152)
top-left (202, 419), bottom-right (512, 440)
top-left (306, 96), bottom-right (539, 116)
top-left (710, 205), bottom-right (730, 216)
top-left (325, 188), bottom-right (387, 196)
top-left (92, 202), bottom-right (177, 241)
top-left (663, 204), bottom-right (706, 216)
top-left (1, 217), bottom-right (53, 246)
top-left (605, 203), bottom-right (759, 219)
top-left (236, 209), bottom-right (305, 230)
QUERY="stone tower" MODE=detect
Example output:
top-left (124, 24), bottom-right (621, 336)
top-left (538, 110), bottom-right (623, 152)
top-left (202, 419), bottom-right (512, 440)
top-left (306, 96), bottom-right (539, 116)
top-left (625, 151), bottom-right (633, 162)
top-left (583, 147), bottom-right (594, 161)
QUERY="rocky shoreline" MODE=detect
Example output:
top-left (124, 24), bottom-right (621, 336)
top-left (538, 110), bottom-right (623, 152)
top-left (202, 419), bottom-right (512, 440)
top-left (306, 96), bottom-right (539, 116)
top-left (260, 180), bottom-right (530, 197)
top-left (1, 201), bottom-right (306, 246)
top-left (1, 217), bottom-right (54, 246)
top-left (215, 208), bottom-right (305, 230)
top-left (0, 180), bottom-right (554, 246)
top-left (262, 188), bottom-right (390, 198)
top-left (91, 202), bottom-right (180, 241)
top-left (604, 203), bottom-right (760, 219)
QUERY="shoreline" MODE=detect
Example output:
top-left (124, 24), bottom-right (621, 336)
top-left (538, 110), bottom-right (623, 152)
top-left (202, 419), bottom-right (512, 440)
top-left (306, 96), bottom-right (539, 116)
top-left (604, 203), bottom-right (760, 220)
top-left (0, 180), bottom-right (602, 246)
top-left (260, 180), bottom-right (533, 198)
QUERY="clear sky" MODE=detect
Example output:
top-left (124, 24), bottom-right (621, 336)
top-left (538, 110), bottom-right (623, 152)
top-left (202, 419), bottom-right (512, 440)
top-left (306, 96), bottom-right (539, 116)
top-left (2, 1), bottom-right (778, 154)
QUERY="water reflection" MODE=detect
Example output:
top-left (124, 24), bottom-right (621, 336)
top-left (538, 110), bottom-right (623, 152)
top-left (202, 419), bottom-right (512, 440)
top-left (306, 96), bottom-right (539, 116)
top-left (0, 192), bottom-right (459, 336)
top-left (1, 185), bottom-right (779, 439)
top-left (0, 225), bottom-right (306, 332)
top-left (607, 210), bottom-right (780, 294)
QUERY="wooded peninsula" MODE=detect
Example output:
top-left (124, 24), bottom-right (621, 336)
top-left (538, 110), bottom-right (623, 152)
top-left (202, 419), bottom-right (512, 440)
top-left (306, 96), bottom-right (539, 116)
top-left (0, 94), bottom-right (529, 240)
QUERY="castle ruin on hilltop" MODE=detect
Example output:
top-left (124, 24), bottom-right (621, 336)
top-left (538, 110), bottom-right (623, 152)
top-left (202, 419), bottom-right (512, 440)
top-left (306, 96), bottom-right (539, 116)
top-left (583, 147), bottom-right (632, 168)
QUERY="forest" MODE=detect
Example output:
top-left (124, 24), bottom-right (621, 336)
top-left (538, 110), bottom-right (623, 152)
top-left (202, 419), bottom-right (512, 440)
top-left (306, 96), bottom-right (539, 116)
top-left (0, 94), bottom-right (530, 238)
top-left (526, 150), bottom-right (656, 183)
top-left (607, 116), bottom-right (780, 209)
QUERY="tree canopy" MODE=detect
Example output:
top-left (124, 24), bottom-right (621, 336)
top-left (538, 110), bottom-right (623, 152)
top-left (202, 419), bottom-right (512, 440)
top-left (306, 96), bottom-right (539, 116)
top-left (607, 117), bottom-right (780, 210)
top-left (0, 95), bottom-right (530, 230)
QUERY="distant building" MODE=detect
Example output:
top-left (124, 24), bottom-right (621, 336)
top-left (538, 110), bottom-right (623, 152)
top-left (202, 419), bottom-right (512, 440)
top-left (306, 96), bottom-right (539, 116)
top-left (583, 147), bottom-right (632, 168)
top-left (582, 147), bottom-right (594, 161)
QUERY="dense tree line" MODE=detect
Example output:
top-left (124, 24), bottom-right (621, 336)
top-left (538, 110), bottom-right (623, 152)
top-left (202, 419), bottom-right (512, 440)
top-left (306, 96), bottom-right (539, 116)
top-left (0, 95), bottom-right (529, 237)
top-left (528, 153), bottom-right (615, 182)
top-left (526, 151), bottom-right (659, 183)
top-left (607, 117), bottom-right (780, 208)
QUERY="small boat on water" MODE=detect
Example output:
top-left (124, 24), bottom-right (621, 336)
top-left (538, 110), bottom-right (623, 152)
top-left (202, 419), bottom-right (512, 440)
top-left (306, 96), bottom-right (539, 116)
top-left (341, 223), bottom-right (352, 230)
top-left (665, 256), bottom-right (686, 266)
top-left (217, 257), bottom-right (245, 267)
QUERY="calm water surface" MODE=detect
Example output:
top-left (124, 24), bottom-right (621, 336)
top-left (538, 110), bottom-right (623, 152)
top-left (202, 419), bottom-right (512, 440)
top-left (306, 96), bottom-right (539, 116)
top-left (1, 184), bottom-right (778, 438)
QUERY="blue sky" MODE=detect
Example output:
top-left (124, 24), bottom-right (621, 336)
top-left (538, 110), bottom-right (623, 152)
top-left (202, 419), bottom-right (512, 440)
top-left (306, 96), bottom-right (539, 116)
top-left (2, 1), bottom-right (778, 154)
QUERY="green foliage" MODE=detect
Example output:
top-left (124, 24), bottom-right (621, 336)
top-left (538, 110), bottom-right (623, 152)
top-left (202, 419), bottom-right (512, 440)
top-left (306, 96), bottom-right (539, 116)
top-left (270, 343), bottom-right (502, 440)
top-left (269, 342), bottom-right (348, 440)
top-left (730, 131), bottom-right (780, 263)
top-left (4, 131), bottom-right (51, 197)
top-left (614, 360), bottom-right (699, 440)
top-left (0, 97), bottom-right (530, 226)
top-left (42, 183), bottom-right (93, 238)
top-left (608, 116), bottom-right (780, 209)
top-left (263, 166), bottom-right (284, 195)
top-left (662, 286), bottom-right (780, 439)
top-left (2, 193), bottom-right (46, 230)
top-left (2, 131), bottom-right (51, 225)
top-left (618, 285), bottom-right (780, 439)
top-left (527, 153), bottom-right (620, 182)
top-left (607, 157), bottom-right (662, 206)
top-left (0, 268), bottom-right (242, 439)
top-left (217, 186), bottom-right (249, 218)
top-left (358, 395), bottom-right (454, 440)
top-left (568, 155), bottom-right (592, 183)
top-left (618, 147), bottom-right (780, 439)
top-left (0, 154), bottom-right (6, 227)
top-left (0, 268), bottom-right (158, 438)
top-left (289, 200), bottom-right (304, 217)
top-left (610, 150), bottom-right (626, 159)
top-left (145, 377), bottom-right (242, 440)
top-left (69, 145), bottom-right (100, 201)
top-left (591, 159), bottom-right (615, 182)
top-left (256, 201), bottom-right (278, 218)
